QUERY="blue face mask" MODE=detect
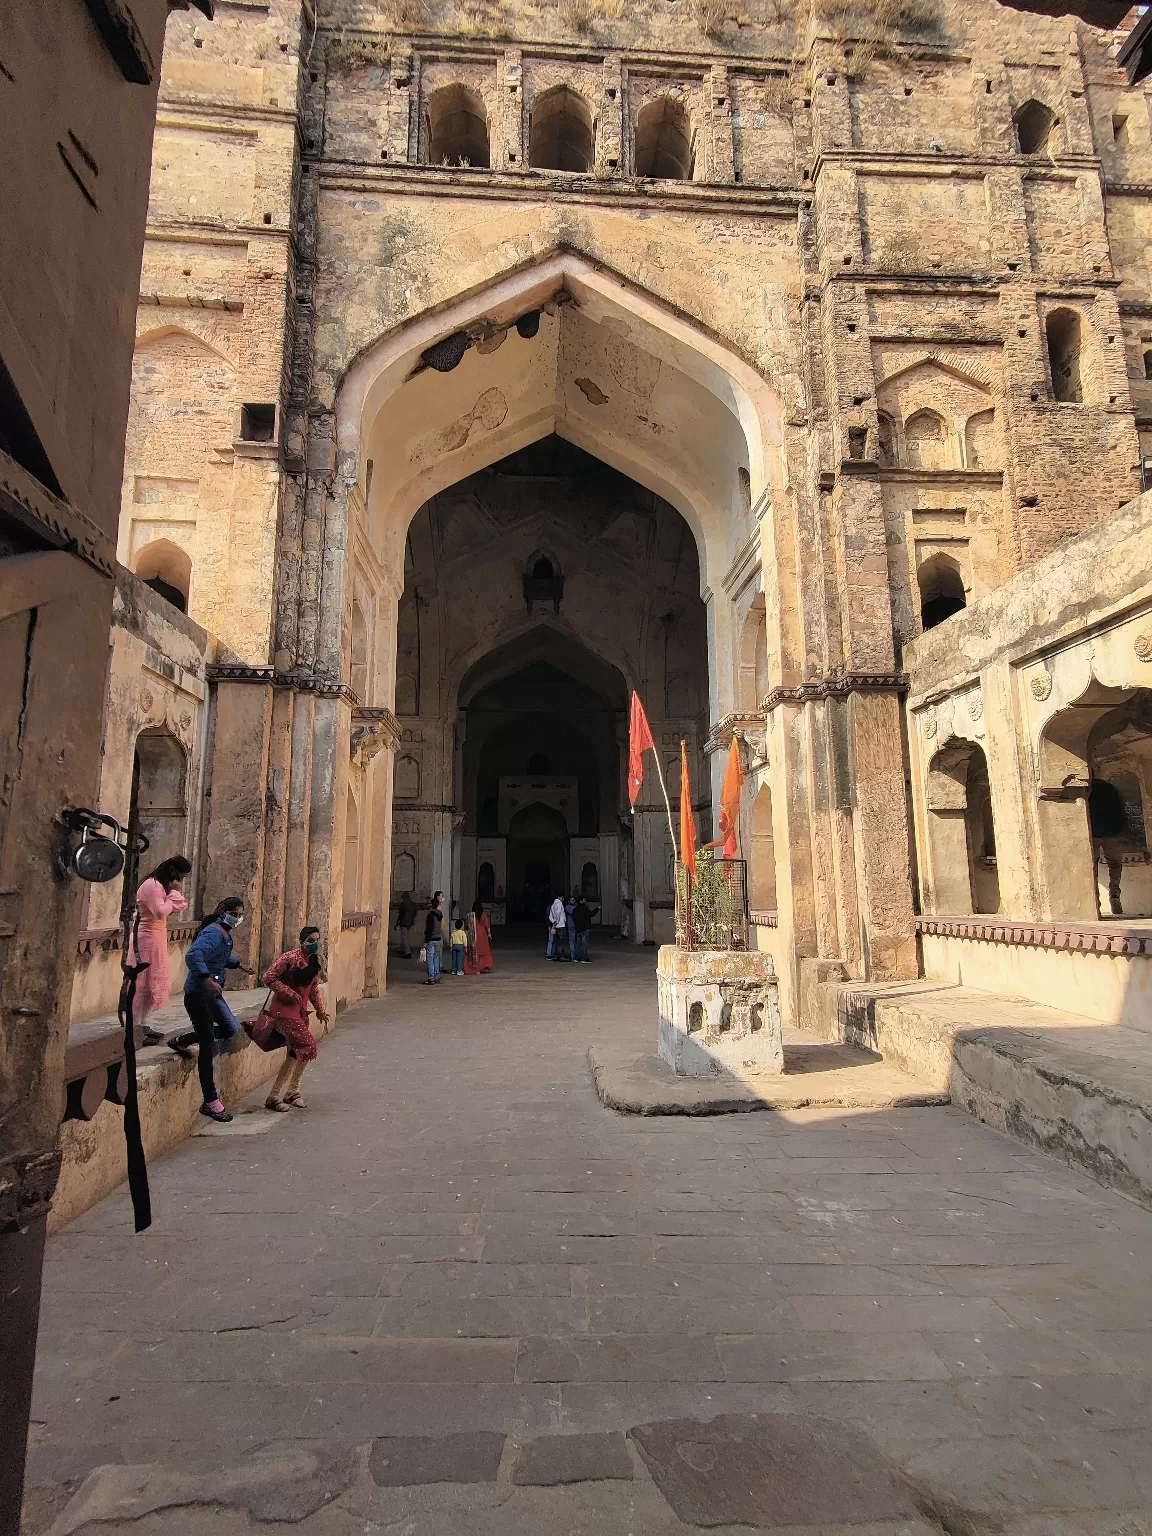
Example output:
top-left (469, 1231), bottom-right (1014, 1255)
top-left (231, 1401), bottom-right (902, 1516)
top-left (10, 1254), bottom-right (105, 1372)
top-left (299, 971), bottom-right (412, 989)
top-left (221, 912), bottom-right (243, 929)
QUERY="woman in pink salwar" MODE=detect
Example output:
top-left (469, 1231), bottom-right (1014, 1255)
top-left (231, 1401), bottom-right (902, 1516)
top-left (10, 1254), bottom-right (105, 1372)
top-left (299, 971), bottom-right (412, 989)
top-left (131, 857), bottom-right (192, 1035)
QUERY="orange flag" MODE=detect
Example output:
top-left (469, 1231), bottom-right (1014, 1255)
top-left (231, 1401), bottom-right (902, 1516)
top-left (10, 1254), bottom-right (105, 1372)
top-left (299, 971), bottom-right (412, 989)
top-left (706, 736), bottom-right (745, 860)
top-left (680, 739), bottom-right (697, 878)
top-left (628, 691), bottom-right (655, 808)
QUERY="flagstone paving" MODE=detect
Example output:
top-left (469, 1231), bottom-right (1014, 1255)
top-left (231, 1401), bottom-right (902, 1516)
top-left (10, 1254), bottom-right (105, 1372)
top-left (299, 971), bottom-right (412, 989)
top-left (24, 933), bottom-right (1152, 1534)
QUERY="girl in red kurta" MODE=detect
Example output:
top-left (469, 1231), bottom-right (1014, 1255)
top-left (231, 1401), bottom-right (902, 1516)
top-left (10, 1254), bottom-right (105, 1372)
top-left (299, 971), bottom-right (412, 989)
top-left (263, 925), bottom-right (329, 1111)
top-left (131, 857), bottom-right (192, 1031)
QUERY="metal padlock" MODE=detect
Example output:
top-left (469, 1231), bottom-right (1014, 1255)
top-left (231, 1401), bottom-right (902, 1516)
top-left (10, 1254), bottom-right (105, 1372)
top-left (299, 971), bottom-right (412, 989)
top-left (62, 809), bottom-right (127, 883)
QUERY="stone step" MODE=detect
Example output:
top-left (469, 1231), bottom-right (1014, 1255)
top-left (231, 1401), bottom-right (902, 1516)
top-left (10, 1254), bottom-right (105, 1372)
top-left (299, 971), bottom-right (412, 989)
top-left (808, 979), bottom-right (1152, 1208)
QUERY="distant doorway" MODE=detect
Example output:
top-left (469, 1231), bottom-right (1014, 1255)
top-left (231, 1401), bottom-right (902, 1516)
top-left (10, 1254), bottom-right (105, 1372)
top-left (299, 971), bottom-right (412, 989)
top-left (507, 803), bottom-right (570, 920)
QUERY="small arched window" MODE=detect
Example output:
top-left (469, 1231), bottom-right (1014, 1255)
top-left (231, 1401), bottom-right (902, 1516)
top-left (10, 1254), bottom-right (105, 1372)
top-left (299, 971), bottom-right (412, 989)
top-left (1046, 308), bottom-right (1083, 403)
top-left (392, 851), bottom-right (416, 896)
top-left (427, 84), bottom-right (490, 168)
top-left (529, 85), bottom-right (594, 172)
top-left (904, 409), bottom-right (948, 471)
top-left (1014, 98), bottom-right (1055, 155)
top-left (918, 554), bottom-right (967, 630)
top-left (634, 97), bottom-right (693, 179)
top-left (134, 538), bottom-right (191, 613)
top-left (531, 557), bottom-right (553, 580)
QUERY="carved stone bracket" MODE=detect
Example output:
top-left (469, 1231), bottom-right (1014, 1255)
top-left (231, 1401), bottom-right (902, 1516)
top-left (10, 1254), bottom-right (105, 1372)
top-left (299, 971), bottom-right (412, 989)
top-left (350, 705), bottom-right (401, 766)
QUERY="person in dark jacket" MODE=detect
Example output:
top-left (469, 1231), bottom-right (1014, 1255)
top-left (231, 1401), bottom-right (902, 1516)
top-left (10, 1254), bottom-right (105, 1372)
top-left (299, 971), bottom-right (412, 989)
top-left (169, 896), bottom-right (249, 1122)
top-left (1089, 777), bottom-right (1130, 916)
top-left (423, 892), bottom-right (444, 984)
top-left (395, 891), bottom-right (419, 958)
top-left (571, 895), bottom-right (599, 962)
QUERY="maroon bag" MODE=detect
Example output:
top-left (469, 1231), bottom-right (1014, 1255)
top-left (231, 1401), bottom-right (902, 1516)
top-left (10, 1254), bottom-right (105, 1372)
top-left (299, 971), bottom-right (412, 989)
top-left (243, 992), bottom-right (285, 1053)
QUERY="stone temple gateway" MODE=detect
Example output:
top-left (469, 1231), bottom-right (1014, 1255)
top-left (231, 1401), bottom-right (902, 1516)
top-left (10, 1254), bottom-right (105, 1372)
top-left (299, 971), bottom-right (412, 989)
top-left (65, 0), bottom-right (1152, 1162)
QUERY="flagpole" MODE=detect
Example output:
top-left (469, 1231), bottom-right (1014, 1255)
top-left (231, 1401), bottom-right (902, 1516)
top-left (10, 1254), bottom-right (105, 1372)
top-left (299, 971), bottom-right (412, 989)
top-left (651, 745), bottom-right (679, 862)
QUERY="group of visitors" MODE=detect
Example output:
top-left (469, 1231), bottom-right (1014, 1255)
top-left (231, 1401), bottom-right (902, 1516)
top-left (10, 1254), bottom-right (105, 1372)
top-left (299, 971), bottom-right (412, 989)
top-left (412, 891), bottom-right (495, 984)
top-left (547, 890), bottom-right (598, 963)
top-left (130, 858), bottom-right (329, 1125)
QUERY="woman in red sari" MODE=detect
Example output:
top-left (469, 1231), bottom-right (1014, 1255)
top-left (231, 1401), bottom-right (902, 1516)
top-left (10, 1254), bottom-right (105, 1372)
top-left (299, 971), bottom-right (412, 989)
top-left (263, 925), bottom-right (329, 1111)
top-left (464, 898), bottom-right (494, 974)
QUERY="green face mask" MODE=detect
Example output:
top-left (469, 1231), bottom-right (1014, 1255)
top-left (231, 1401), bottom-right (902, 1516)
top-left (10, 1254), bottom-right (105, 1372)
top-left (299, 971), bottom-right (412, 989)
top-left (303, 939), bottom-right (320, 956)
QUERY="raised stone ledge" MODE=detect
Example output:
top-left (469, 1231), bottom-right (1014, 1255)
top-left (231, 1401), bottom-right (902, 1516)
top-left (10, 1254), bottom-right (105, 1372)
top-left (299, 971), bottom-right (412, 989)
top-left (917, 915), bottom-right (1152, 956)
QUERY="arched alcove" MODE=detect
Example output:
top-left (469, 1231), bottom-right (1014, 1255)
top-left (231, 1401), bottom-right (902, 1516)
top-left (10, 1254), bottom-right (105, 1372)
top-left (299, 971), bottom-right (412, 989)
top-left (131, 728), bottom-right (189, 874)
top-left (392, 850), bottom-right (416, 895)
top-left (477, 861), bottom-right (496, 901)
top-left (749, 783), bottom-right (777, 913)
top-left (877, 410), bottom-right (899, 468)
top-left (964, 408), bottom-right (997, 469)
top-left (395, 755), bottom-right (420, 799)
top-left (1047, 309), bottom-right (1084, 404)
top-left (343, 787), bottom-right (360, 909)
top-left (529, 86), bottom-right (594, 171)
top-left (581, 860), bottom-right (600, 900)
top-left (737, 595), bottom-right (769, 712)
top-left (1014, 98), bottom-right (1055, 155)
top-left (903, 408), bottom-right (948, 471)
top-left (925, 739), bottom-right (999, 915)
top-left (349, 600), bottom-right (369, 702)
top-left (634, 97), bottom-right (693, 179)
top-left (918, 554), bottom-right (967, 631)
top-left (427, 84), bottom-right (490, 168)
top-left (134, 539), bottom-right (191, 613)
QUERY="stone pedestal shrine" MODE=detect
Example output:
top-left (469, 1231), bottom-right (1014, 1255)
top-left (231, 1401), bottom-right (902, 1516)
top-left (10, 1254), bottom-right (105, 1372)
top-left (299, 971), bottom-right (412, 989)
top-left (657, 947), bottom-right (783, 1078)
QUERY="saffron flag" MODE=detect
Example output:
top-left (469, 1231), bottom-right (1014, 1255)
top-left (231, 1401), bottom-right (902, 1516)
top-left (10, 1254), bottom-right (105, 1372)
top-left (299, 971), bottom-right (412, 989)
top-left (680, 738), bottom-right (697, 878)
top-left (628, 691), bottom-right (655, 809)
top-left (706, 736), bottom-right (745, 860)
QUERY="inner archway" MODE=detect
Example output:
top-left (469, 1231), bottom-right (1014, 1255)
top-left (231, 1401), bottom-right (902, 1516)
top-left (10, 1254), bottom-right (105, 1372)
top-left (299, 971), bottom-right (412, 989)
top-left (391, 435), bottom-right (709, 940)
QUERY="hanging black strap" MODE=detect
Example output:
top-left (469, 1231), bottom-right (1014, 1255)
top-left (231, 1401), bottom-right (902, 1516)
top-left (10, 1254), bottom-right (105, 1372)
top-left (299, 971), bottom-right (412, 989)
top-left (117, 907), bottom-right (152, 1233)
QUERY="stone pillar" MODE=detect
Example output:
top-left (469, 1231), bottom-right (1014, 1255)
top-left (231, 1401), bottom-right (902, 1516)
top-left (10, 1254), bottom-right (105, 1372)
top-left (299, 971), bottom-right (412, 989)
top-left (598, 832), bottom-right (620, 927)
top-left (707, 65), bottom-right (734, 183)
top-left (498, 48), bottom-right (524, 171)
top-left (351, 708), bottom-right (399, 997)
top-left (846, 689), bottom-right (918, 980)
top-left (283, 690), bottom-right (315, 951)
top-left (307, 691), bottom-right (352, 961)
top-left (598, 55), bottom-right (622, 176)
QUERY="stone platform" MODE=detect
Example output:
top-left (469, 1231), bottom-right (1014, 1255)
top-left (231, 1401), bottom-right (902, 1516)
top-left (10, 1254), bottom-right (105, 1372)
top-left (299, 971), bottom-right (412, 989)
top-left (591, 1030), bottom-right (948, 1116)
top-left (808, 976), bottom-right (1152, 1208)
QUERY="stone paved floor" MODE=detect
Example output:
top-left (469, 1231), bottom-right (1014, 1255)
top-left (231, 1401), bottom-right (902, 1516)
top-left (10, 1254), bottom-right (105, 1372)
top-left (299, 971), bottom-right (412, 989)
top-left (25, 932), bottom-right (1152, 1534)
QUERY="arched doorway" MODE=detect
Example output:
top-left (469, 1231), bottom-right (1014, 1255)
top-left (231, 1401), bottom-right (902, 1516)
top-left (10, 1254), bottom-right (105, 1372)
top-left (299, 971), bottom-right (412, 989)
top-left (506, 803), bottom-right (570, 919)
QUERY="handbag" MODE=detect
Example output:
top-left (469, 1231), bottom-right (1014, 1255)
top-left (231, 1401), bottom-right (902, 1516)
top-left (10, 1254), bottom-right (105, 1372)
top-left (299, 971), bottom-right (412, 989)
top-left (243, 990), bottom-right (285, 1053)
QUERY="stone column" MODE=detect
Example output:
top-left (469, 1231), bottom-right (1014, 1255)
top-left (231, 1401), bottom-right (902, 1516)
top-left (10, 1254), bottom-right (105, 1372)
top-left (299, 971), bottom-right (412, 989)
top-left (306, 690), bottom-right (352, 963)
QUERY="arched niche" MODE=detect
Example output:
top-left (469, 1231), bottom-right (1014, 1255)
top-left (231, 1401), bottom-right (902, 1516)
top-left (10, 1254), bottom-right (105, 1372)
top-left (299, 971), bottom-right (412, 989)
top-left (392, 850), bottom-right (416, 896)
top-left (134, 538), bottom-right (191, 613)
top-left (917, 553), bottom-right (967, 631)
top-left (737, 594), bottom-right (769, 712)
top-left (350, 599), bottom-right (369, 702)
top-left (427, 84), bottom-right (490, 168)
top-left (1046, 308), bottom-right (1084, 404)
top-left (131, 728), bottom-right (189, 874)
top-left (635, 97), bottom-right (693, 179)
top-left (1014, 98), bottom-right (1055, 155)
top-left (877, 410), bottom-right (899, 468)
top-left (529, 85), bottom-right (594, 172)
top-left (343, 787), bottom-right (361, 909)
top-left (903, 408), bottom-right (949, 471)
top-left (477, 860), bottom-right (496, 901)
top-left (964, 408), bottom-right (997, 470)
top-left (395, 755), bottom-right (420, 800)
top-left (581, 860), bottom-right (600, 900)
top-left (749, 782), bottom-right (777, 913)
top-left (925, 738), bottom-right (999, 915)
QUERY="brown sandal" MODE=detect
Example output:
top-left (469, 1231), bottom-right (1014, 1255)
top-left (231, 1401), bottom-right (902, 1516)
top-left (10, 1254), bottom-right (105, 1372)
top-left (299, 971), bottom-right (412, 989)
top-left (283, 1092), bottom-right (307, 1109)
top-left (265, 1096), bottom-right (290, 1112)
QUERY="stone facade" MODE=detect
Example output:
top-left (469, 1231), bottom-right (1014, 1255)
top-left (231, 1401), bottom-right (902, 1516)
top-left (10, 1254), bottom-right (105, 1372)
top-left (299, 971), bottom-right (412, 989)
top-left (95, 0), bottom-right (1151, 1033)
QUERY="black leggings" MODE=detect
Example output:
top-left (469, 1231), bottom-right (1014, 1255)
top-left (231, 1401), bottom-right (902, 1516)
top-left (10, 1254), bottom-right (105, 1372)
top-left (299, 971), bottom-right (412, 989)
top-left (180, 987), bottom-right (219, 1104)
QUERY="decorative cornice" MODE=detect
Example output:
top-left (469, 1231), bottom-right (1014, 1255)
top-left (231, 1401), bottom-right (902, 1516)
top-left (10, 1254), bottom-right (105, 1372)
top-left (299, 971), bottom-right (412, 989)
top-left (340, 911), bottom-right (377, 931)
top-left (750, 910), bottom-right (779, 928)
top-left (206, 664), bottom-right (359, 703)
top-left (762, 672), bottom-right (908, 710)
top-left (0, 449), bottom-right (116, 578)
top-left (917, 915), bottom-right (1152, 957)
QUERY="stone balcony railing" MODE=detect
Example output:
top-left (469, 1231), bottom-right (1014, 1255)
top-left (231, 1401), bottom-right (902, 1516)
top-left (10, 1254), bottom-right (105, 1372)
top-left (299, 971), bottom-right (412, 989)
top-left (916, 915), bottom-right (1152, 957)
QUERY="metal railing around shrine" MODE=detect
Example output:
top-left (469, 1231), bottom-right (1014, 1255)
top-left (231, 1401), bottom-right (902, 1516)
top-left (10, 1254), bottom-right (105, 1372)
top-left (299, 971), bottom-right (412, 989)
top-left (674, 856), bottom-right (749, 952)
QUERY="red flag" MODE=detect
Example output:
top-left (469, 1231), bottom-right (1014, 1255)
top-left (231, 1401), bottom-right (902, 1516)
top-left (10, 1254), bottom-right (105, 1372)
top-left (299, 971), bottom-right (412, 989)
top-left (628, 691), bottom-right (655, 808)
top-left (680, 739), bottom-right (697, 877)
top-left (706, 737), bottom-right (745, 860)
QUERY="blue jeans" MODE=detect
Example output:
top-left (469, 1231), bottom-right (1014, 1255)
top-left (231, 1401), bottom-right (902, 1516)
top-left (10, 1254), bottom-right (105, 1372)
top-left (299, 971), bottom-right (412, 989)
top-left (451, 944), bottom-right (465, 974)
top-left (547, 926), bottom-right (558, 957)
top-left (212, 994), bottom-right (241, 1039)
top-left (426, 939), bottom-right (441, 980)
top-left (573, 930), bottom-right (589, 961)
top-left (566, 919), bottom-right (575, 958)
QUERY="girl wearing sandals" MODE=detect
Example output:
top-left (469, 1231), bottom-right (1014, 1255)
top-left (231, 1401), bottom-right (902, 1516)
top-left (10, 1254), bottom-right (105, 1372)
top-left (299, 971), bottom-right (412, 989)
top-left (263, 926), bottom-right (329, 1112)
